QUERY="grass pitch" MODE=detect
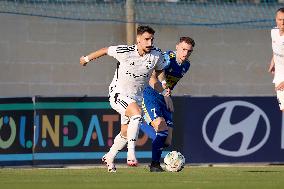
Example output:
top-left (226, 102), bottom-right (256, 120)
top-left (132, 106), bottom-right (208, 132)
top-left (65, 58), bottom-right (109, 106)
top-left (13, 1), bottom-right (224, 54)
top-left (0, 165), bottom-right (284, 189)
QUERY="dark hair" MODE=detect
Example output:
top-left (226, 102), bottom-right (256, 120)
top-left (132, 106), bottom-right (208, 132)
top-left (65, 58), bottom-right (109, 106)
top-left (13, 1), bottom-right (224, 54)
top-left (179, 37), bottom-right (195, 47)
top-left (276, 7), bottom-right (284, 14)
top-left (137, 25), bottom-right (155, 35)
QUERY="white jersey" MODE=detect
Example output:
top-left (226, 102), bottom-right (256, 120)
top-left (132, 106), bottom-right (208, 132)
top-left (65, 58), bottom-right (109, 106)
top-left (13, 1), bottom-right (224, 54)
top-left (107, 44), bottom-right (165, 100)
top-left (271, 27), bottom-right (284, 84)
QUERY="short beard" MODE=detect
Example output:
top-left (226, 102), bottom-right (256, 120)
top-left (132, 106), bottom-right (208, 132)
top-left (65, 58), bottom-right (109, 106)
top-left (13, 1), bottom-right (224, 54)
top-left (144, 48), bottom-right (151, 53)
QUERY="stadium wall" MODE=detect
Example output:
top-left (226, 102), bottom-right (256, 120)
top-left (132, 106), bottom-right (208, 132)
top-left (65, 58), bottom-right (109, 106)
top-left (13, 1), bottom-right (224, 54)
top-left (0, 13), bottom-right (274, 97)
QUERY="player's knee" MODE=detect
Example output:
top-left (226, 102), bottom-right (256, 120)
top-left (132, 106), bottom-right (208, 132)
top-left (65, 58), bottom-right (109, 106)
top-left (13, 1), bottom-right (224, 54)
top-left (152, 117), bottom-right (167, 132)
top-left (164, 141), bottom-right (171, 148)
top-left (126, 103), bottom-right (142, 117)
top-left (130, 115), bottom-right (143, 124)
top-left (120, 129), bottom-right (127, 137)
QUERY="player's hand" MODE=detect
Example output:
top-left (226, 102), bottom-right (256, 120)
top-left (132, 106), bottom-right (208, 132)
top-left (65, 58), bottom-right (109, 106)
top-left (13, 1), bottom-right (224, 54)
top-left (163, 88), bottom-right (171, 97)
top-left (164, 96), bottom-right (174, 112)
top-left (160, 88), bottom-right (171, 97)
top-left (80, 56), bottom-right (88, 66)
top-left (276, 82), bottom-right (284, 91)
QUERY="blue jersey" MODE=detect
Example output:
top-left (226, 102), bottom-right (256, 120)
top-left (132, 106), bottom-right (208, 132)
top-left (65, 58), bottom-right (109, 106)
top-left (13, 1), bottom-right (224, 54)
top-left (142, 51), bottom-right (191, 129)
top-left (143, 50), bottom-right (191, 98)
top-left (163, 51), bottom-right (190, 90)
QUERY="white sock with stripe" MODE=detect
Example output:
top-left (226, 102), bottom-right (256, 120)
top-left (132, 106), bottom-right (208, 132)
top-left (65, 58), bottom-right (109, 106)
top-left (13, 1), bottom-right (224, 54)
top-left (127, 115), bottom-right (142, 159)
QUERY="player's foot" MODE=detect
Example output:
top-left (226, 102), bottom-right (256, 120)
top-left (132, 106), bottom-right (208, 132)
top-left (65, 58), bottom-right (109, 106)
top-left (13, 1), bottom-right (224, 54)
top-left (102, 154), bottom-right (116, 173)
top-left (127, 158), bottom-right (138, 166)
top-left (149, 161), bottom-right (165, 172)
top-left (127, 152), bottom-right (138, 166)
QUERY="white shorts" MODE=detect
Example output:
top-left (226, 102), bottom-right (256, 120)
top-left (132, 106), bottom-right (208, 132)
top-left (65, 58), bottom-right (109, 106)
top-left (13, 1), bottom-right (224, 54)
top-left (276, 89), bottom-right (284, 110)
top-left (109, 93), bottom-right (142, 125)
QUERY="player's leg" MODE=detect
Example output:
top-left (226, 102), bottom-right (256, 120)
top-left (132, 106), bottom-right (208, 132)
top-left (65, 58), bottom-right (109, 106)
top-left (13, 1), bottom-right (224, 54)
top-left (125, 102), bottom-right (142, 166)
top-left (140, 121), bottom-right (156, 140)
top-left (164, 127), bottom-right (173, 147)
top-left (102, 93), bottom-right (134, 172)
top-left (142, 98), bottom-right (168, 172)
top-left (150, 117), bottom-right (168, 172)
top-left (109, 124), bottom-right (128, 159)
top-left (163, 111), bottom-right (174, 148)
top-left (276, 89), bottom-right (284, 111)
top-left (103, 123), bottom-right (128, 166)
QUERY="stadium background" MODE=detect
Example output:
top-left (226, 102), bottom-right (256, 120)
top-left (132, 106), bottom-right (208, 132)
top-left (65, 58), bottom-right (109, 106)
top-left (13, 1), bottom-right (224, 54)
top-left (0, 0), bottom-right (283, 166)
top-left (0, 0), bottom-right (277, 97)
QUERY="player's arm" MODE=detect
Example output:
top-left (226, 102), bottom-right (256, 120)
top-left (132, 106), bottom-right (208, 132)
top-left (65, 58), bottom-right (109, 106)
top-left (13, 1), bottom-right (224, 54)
top-left (80, 47), bottom-right (108, 66)
top-left (269, 56), bottom-right (284, 91)
top-left (149, 70), bottom-right (169, 95)
top-left (150, 70), bottom-right (174, 112)
top-left (268, 55), bottom-right (275, 74)
top-left (150, 53), bottom-right (170, 94)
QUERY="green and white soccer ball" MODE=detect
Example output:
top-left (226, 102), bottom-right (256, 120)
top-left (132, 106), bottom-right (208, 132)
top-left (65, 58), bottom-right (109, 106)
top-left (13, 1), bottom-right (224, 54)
top-left (164, 151), bottom-right (185, 172)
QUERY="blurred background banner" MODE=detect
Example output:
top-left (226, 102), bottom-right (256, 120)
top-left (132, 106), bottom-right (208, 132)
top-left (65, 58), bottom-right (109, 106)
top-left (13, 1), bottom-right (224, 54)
top-left (173, 96), bottom-right (284, 164)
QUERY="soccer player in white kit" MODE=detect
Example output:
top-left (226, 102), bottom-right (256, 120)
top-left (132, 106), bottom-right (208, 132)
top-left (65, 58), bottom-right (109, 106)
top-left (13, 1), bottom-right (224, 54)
top-left (269, 8), bottom-right (284, 111)
top-left (80, 26), bottom-right (167, 172)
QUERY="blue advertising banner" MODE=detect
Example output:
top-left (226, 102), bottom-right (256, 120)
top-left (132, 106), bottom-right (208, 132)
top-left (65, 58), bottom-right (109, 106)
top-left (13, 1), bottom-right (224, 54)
top-left (175, 96), bottom-right (284, 163)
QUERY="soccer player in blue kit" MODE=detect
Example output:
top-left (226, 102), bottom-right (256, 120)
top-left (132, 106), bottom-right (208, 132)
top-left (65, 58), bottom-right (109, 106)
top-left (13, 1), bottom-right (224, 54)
top-left (142, 37), bottom-right (195, 172)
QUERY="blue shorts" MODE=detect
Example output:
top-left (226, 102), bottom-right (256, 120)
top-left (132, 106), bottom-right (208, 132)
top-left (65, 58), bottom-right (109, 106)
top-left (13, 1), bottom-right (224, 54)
top-left (142, 86), bottom-right (173, 128)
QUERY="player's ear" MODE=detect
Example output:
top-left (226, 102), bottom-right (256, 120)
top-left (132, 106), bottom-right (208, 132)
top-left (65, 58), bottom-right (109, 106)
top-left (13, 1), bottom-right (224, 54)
top-left (136, 35), bottom-right (141, 44)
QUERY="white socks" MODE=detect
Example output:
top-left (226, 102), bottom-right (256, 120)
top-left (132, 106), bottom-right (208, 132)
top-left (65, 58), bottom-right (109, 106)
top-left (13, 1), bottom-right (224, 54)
top-left (107, 133), bottom-right (127, 161)
top-left (106, 115), bottom-right (142, 161)
top-left (127, 115), bottom-right (142, 159)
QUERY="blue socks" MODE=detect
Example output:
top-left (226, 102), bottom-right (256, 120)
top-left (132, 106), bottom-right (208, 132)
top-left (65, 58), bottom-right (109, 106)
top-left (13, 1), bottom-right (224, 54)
top-left (139, 123), bottom-right (170, 163)
top-left (152, 130), bottom-right (168, 162)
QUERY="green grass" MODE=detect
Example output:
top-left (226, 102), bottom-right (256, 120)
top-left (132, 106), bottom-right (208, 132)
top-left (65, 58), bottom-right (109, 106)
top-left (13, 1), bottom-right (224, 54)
top-left (0, 166), bottom-right (284, 189)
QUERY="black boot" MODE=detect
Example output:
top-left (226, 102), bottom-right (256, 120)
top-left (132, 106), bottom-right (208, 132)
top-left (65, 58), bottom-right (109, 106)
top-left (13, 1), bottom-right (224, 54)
top-left (149, 161), bottom-right (165, 172)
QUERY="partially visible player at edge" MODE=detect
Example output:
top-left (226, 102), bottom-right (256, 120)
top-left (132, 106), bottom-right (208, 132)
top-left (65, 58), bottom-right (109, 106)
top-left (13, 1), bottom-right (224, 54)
top-left (80, 25), bottom-right (169, 172)
top-left (269, 7), bottom-right (284, 112)
top-left (142, 37), bottom-right (195, 172)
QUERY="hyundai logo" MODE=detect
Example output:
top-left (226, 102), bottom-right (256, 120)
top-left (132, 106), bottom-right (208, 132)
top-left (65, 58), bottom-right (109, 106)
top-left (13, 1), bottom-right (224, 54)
top-left (202, 101), bottom-right (270, 157)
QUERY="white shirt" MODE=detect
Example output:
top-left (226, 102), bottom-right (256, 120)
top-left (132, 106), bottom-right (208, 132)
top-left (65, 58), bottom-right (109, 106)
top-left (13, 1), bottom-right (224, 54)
top-left (107, 44), bottom-right (165, 99)
top-left (271, 27), bottom-right (284, 84)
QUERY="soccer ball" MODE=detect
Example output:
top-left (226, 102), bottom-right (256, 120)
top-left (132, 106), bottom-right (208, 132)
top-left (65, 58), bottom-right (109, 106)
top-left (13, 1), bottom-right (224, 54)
top-left (164, 151), bottom-right (185, 172)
